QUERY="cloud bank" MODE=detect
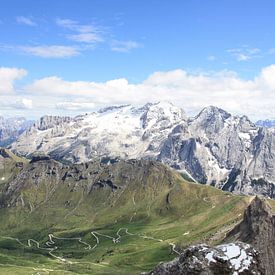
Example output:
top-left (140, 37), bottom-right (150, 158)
top-left (0, 65), bottom-right (275, 120)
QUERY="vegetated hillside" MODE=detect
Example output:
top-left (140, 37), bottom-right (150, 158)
top-left (0, 148), bottom-right (28, 186)
top-left (0, 151), bottom-right (252, 274)
top-left (11, 102), bottom-right (275, 199)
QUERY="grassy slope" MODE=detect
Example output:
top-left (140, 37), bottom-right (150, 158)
top-left (0, 157), bottom-right (257, 274)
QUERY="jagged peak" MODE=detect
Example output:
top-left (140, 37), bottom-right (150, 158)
top-left (141, 101), bottom-right (185, 116)
top-left (34, 115), bottom-right (73, 130)
top-left (196, 105), bottom-right (231, 120)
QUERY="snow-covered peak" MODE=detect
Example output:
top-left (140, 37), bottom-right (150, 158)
top-left (140, 101), bottom-right (186, 129)
top-left (13, 102), bottom-right (185, 162)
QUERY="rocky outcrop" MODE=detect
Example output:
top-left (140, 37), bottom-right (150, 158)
top-left (148, 242), bottom-right (264, 275)
top-left (35, 115), bottom-right (73, 130)
top-left (225, 196), bottom-right (275, 275)
top-left (10, 102), bottom-right (275, 198)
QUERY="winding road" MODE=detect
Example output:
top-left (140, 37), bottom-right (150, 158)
top-left (0, 227), bottom-right (181, 265)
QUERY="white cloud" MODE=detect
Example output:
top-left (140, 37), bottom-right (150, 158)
top-left (1, 66), bottom-right (274, 120)
top-left (0, 67), bottom-right (27, 93)
top-left (24, 65), bottom-right (275, 119)
top-left (0, 97), bottom-right (32, 110)
top-left (13, 98), bottom-right (33, 109)
top-left (20, 45), bottom-right (80, 58)
top-left (56, 18), bottom-right (104, 44)
top-left (56, 18), bottom-right (78, 29)
top-left (227, 47), bottom-right (261, 62)
top-left (56, 101), bottom-right (95, 110)
top-left (68, 33), bottom-right (103, 43)
top-left (16, 16), bottom-right (36, 26)
top-left (111, 40), bottom-right (141, 52)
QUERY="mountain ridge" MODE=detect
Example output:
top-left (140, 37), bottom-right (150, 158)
top-left (10, 102), bottom-right (275, 198)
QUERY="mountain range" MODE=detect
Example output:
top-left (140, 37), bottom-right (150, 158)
top-left (256, 119), bottom-right (275, 128)
top-left (0, 116), bottom-right (33, 147)
top-left (10, 102), bottom-right (275, 199)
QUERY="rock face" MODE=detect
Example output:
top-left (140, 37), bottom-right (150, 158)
top-left (0, 116), bottom-right (33, 147)
top-left (160, 107), bottom-right (275, 198)
top-left (148, 242), bottom-right (264, 275)
top-left (225, 197), bottom-right (275, 275)
top-left (11, 102), bottom-right (275, 198)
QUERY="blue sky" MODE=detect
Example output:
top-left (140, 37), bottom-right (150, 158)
top-left (0, 0), bottom-right (275, 119)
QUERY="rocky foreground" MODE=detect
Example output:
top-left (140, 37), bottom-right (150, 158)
top-left (147, 242), bottom-right (264, 275)
top-left (148, 197), bottom-right (275, 275)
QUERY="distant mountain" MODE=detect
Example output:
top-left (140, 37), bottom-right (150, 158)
top-left (0, 116), bottom-right (33, 147)
top-left (256, 119), bottom-right (275, 128)
top-left (11, 102), bottom-right (275, 198)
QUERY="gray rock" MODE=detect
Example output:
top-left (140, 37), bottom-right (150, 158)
top-left (148, 242), bottom-right (264, 275)
top-left (225, 196), bottom-right (275, 275)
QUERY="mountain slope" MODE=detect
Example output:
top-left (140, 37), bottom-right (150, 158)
top-left (0, 152), bottom-right (251, 274)
top-left (11, 102), bottom-right (275, 198)
top-left (0, 148), bottom-right (27, 186)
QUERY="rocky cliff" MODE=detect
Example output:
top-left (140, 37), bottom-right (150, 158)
top-left (225, 196), bottom-right (275, 275)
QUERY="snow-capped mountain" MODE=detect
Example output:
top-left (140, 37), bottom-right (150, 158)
top-left (256, 119), bottom-right (275, 128)
top-left (11, 102), bottom-right (275, 198)
top-left (0, 116), bottom-right (34, 147)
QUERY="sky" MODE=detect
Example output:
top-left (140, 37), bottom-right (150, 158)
top-left (0, 0), bottom-right (275, 120)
